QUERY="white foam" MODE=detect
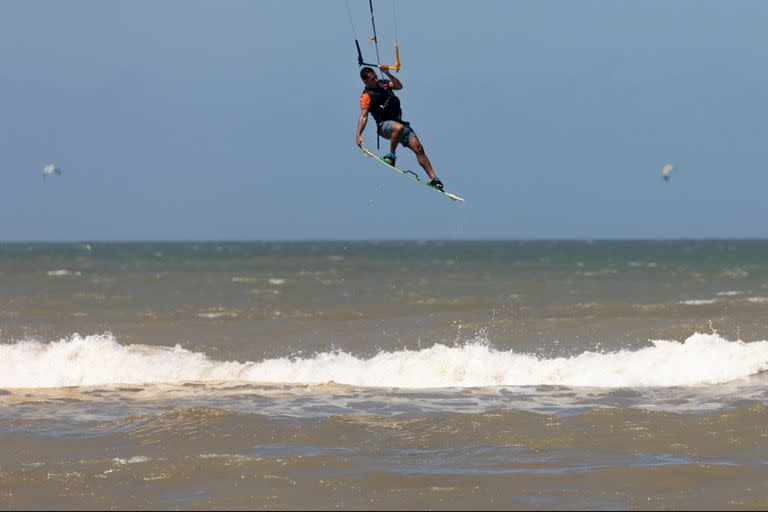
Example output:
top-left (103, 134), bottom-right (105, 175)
top-left (113, 456), bottom-right (151, 465)
top-left (680, 299), bottom-right (718, 305)
top-left (0, 334), bottom-right (242, 389)
top-left (1, 332), bottom-right (767, 390)
top-left (232, 277), bottom-right (261, 283)
top-left (47, 269), bottom-right (81, 277)
top-left (197, 311), bottom-right (238, 319)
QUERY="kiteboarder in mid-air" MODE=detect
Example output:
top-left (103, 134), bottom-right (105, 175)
top-left (355, 64), bottom-right (444, 191)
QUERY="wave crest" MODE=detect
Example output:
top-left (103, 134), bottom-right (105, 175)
top-left (1, 332), bottom-right (767, 389)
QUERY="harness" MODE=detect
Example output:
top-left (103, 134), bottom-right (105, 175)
top-left (363, 81), bottom-right (403, 127)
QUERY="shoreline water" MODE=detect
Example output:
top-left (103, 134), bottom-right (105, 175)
top-left (2, 241), bottom-right (768, 509)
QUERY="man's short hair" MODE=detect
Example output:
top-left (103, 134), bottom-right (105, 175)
top-left (360, 66), bottom-right (376, 81)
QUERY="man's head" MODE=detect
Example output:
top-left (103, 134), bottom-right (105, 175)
top-left (360, 66), bottom-right (378, 85)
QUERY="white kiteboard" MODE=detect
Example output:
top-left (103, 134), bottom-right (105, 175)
top-left (359, 145), bottom-right (464, 202)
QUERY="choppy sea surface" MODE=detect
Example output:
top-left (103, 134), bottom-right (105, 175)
top-left (2, 240), bottom-right (768, 509)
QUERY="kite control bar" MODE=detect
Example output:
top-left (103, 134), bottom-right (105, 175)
top-left (352, 0), bottom-right (400, 72)
top-left (356, 41), bottom-right (400, 71)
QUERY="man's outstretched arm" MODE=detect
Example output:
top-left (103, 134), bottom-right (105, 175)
top-left (356, 108), bottom-right (370, 146)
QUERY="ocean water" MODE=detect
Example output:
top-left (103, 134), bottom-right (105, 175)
top-left (2, 240), bottom-right (768, 509)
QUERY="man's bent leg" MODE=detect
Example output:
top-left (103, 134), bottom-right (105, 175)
top-left (407, 135), bottom-right (437, 181)
top-left (388, 123), bottom-right (404, 155)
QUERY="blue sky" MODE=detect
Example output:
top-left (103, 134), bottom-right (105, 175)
top-left (2, 0), bottom-right (768, 241)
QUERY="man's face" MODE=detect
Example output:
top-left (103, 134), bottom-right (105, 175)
top-left (362, 72), bottom-right (377, 86)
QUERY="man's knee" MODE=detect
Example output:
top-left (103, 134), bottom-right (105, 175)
top-left (391, 123), bottom-right (404, 135)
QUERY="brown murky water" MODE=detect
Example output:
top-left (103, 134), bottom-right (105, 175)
top-left (2, 241), bottom-right (768, 509)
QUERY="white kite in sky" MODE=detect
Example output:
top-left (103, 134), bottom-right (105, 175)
top-left (43, 164), bottom-right (62, 180)
top-left (661, 163), bottom-right (674, 182)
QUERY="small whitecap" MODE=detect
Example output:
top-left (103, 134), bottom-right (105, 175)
top-left (47, 269), bottom-right (81, 277)
top-left (232, 277), bottom-right (261, 283)
top-left (197, 312), bottom-right (238, 319)
top-left (113, 456), bottom-right (151, 465)
top-left (722, 268), bottom-right (749, 279)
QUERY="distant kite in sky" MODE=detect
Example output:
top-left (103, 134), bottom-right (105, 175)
top-left (43, 164), bottom-right (62, 180)
top-left (661, 163), bottom-right (674, 182)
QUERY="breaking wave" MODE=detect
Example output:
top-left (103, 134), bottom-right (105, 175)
top-left (1, 332), bottom-right (767, 389)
